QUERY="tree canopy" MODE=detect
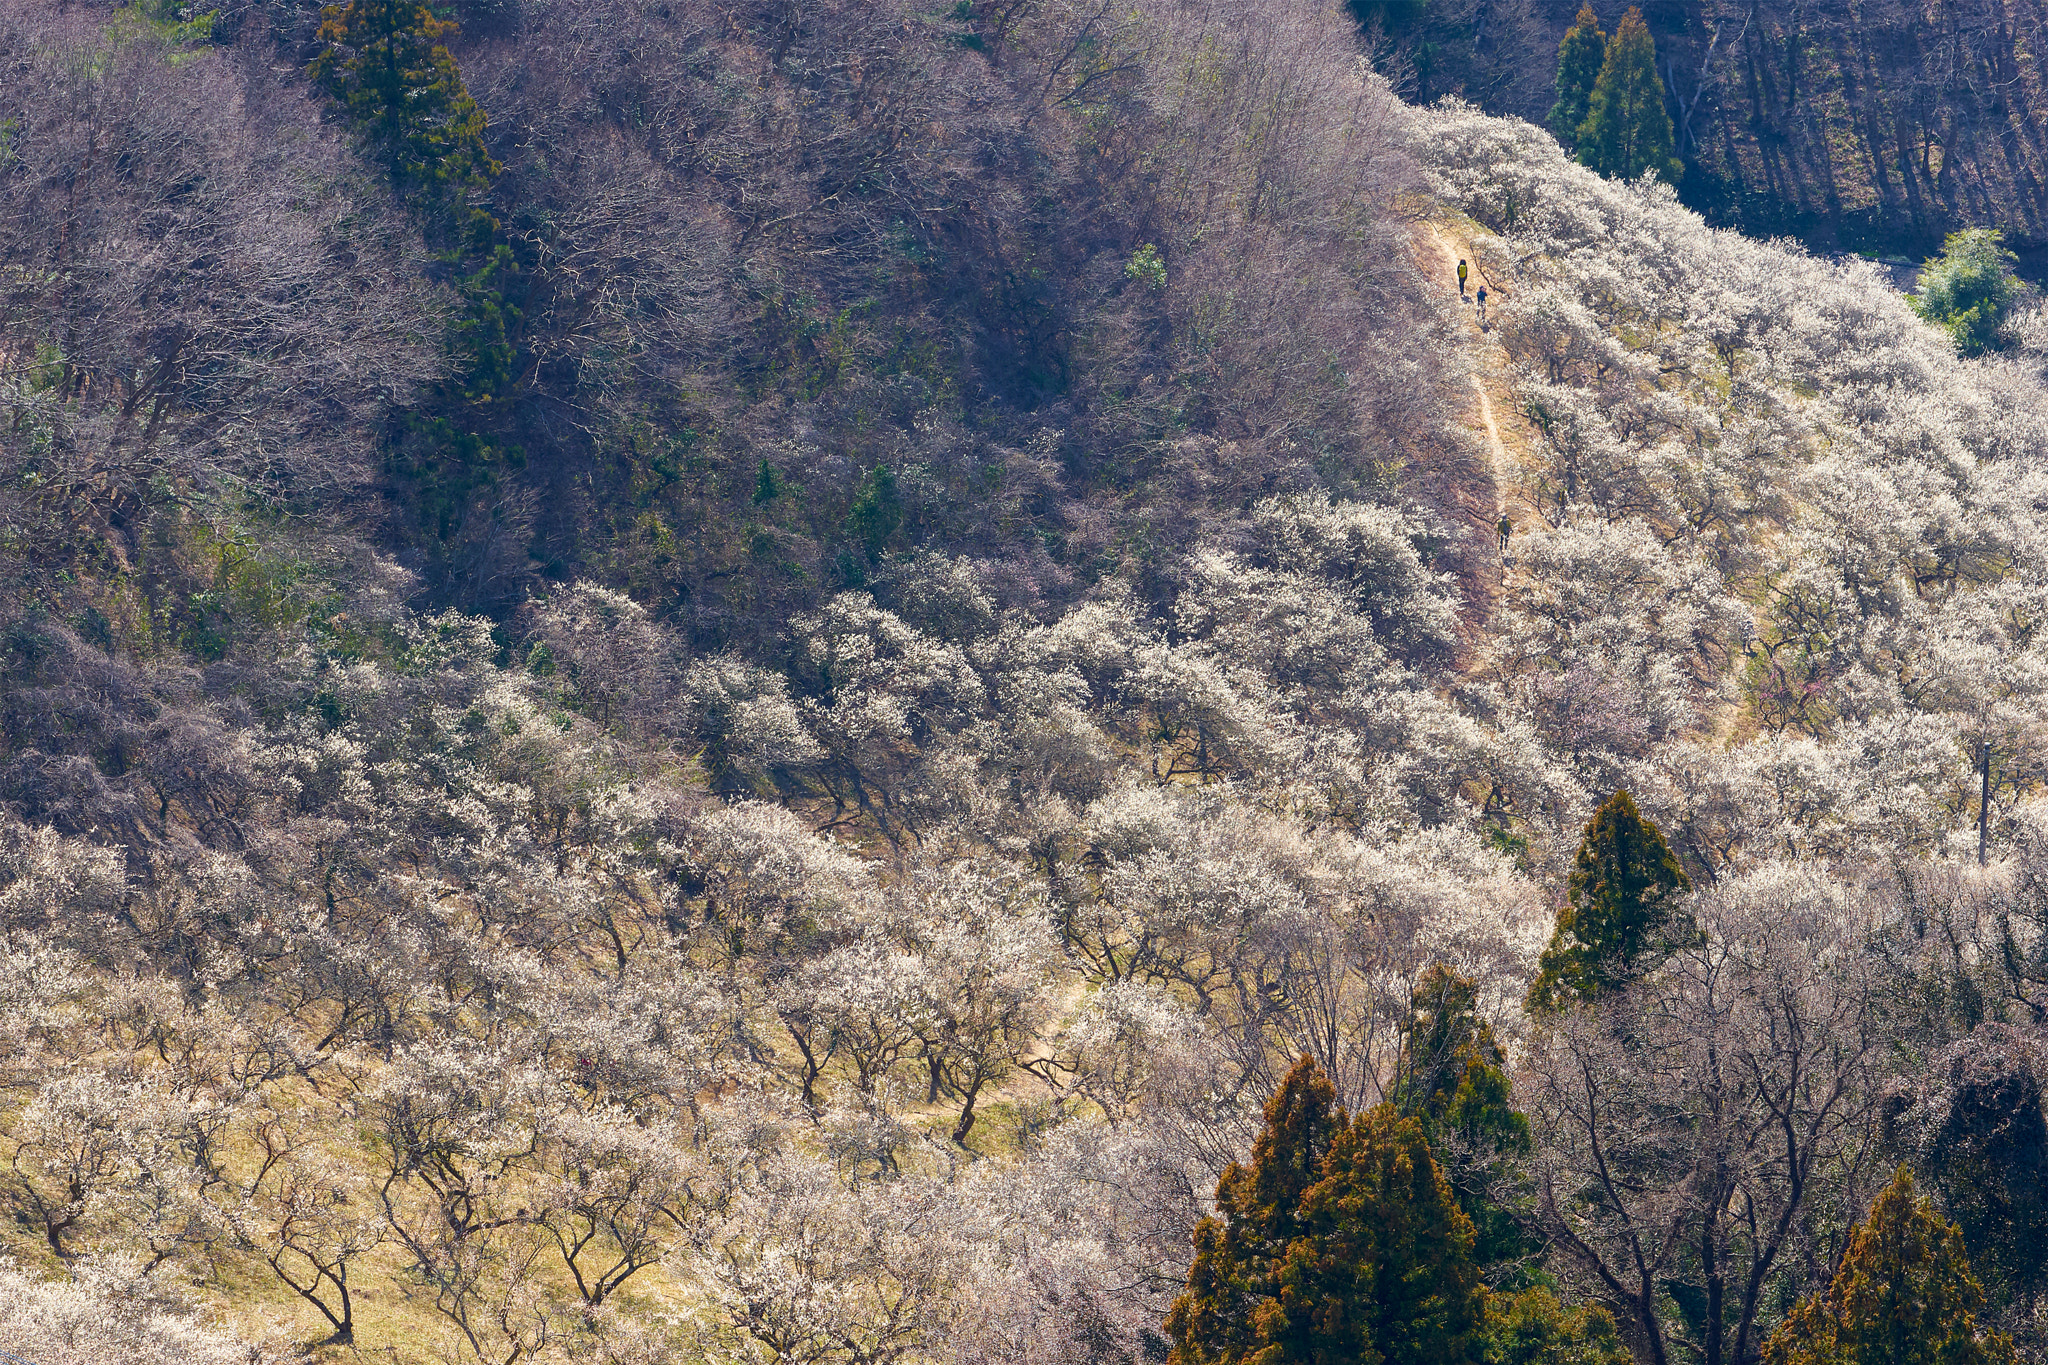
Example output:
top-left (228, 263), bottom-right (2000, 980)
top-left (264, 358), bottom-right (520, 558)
top-left (1168, 1058), bottom-right (1641, 1365)
top-left (1393, 965), bottom-right (1533, 1267)
top-left (1914, 229), bottom-right (2020, 357)
top-left (1529, 790), bottom-right (1693, 1010)
top-left (1574, 7), bottom-right (1681, 183)
top-left (1487, 1288), bottom-right (1634, 1365)
top-left (308, 0), bottom-right (496, 194)
top-left (1166, 1058), bottom-right (1489, 1365)
top-left (1763, 1167), bottom-right (2016, 1365)
top-left (1548, 5), bottom-right (1606, 150)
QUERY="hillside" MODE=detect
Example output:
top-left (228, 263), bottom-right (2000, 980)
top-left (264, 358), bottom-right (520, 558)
top-left (1378, 0), bottom-right (2048, 274)
top-left (6, 1), bottom-right (2048, 1362)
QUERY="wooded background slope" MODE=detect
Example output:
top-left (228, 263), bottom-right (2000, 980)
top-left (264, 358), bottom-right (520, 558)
top-left (1384, 0), bottom-right (2048, 272)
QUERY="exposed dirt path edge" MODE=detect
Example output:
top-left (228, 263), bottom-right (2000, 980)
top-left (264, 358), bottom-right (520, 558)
top-left (1421, 224), bottom-right (1513, 524)
top-left (1411, 218), bottom-right (1542, 661)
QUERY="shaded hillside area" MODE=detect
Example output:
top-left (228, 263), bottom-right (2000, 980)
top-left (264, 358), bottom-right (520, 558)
top-left (1371, 0), bottom-right (2048, 272)
top-left (0, 0), bottom-right (1474, 641)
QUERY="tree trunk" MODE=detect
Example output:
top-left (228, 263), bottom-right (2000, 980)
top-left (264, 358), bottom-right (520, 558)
top-left (1981, 738), bottom-right (1992, 866)
top-left (954, 1066), bottom-right (988, 1146)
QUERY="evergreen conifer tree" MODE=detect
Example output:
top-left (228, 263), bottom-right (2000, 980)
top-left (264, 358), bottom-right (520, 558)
top-left (1574, 7), bottom-right (1681, 183)
top-left (1394, 965), bottom-right (1532, 1267)
top-left (1528, 790), bottom-right (1692, 1011)
top-left (1281, 1107), bottom-right (1491, 1365)
top-left (1166, 1059), bottom-right (1489, 1365)
top-left (311, 0), bottom-right (522, 527)
top-left (847, 465), bottom-right (904, 560)
top-left (753, 458), bottom-right (784, 505)
top-left (1762, 1167), bottom-right (2016, 1365)
top-left (1166, 1057), bottom-right (1347, 1365)
top-left (1488, 1287), bottom-right (1634, 1365)
top-left (1549, 5), bottom-right (1607, 150)
top-left (309, 0), bottom-right (497, 194)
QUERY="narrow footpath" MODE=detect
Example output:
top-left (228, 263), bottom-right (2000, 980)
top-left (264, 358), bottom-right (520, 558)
top-left (1415, 222), bottom-right (1537, 643)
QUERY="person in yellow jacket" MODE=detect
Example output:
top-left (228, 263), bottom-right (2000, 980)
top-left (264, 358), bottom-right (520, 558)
top-left (1458, 259), bottom-right (1468, 295)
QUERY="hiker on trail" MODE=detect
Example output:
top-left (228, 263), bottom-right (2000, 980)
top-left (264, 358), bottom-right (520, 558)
top-left (1476, 286), bottom-right (1488, 327)
top-left (1497, 514), bottom-right (1512, 554)
top-left (1458, 259), bottom-right (1469, 295)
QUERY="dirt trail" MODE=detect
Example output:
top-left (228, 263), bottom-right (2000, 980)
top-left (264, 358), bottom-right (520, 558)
top-left (1414, 222), bottom-right (1537, 643)
top-left (1422, 224), bottom-right (1524, 520)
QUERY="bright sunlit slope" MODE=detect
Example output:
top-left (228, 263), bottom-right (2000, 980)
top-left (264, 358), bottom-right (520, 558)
top-left (1416, 100), bottom-right (2048, 872)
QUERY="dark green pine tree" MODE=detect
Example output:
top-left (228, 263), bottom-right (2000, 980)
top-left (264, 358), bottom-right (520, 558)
top-left (1763, 1167), bottom-right (2016, 1365)
top-left (308, 0), bottom-right (497, 195)
top-left (1165, 1059), bottom-right (1489, 1365)
top-left (846, 465), bottom-right (903, 561)
top-left (1574, 6), bottom-right (1682, 183)
top-left (753, 458), bottom-right (784, 505)
top-left (1393, 965), bottom-right (1532, 1268)
top-left (311, 0), bottom-right (523, 527)
top-left (1166, 1057), bottom-right (1347, 1365)
top-left (1527, 790), bottom-right (1693, 1012)
top-left (1281, 1108), bottom-right (1491, 1365)
top-left (1548, 5), bottom-right (1607, 150)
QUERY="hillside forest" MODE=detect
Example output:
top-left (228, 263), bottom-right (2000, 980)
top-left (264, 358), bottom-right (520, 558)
top-left (1367, 0), bottom-right (2048, 277)
top-left (8, 0), bottom-right (2048, 1362)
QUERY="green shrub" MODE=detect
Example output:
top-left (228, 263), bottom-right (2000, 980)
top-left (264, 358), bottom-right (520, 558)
top-left (1914, 228), bottom-right (2018, 357)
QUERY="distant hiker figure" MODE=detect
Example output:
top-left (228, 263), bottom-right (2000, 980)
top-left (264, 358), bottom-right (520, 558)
top-left (1497, 514), bottom-right (1512, 554)
top-left (1476, 286), bottom-right (1488, 327)
top-left (1458, 259), bottom-right (1469, 296)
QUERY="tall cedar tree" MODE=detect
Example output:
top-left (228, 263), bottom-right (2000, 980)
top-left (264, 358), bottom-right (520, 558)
top-left (847, 465), bottom-right (905, 562)
top-left (308, 0), bottom-right (497, 195)
top-left (1166, 1058), bottom-right (1489, 1365)
top-left (1168, 1058), bottom-right (1345, 1365)
top-left (1528, 790), bottom-right (1692, 1011)
top-left (309, 0), bottom-right (512, 396)
top-left (1762, 1167), bottom-right (2016, 1365)
top-left (311, 0), bottom-right (523, 532)
top-left (1574, 7), bottom-right (1682, 183)
top-left (1393, 965), bottom-right (1533, 1268)
top-left (1548, 5), bottom-right (1607, 149)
